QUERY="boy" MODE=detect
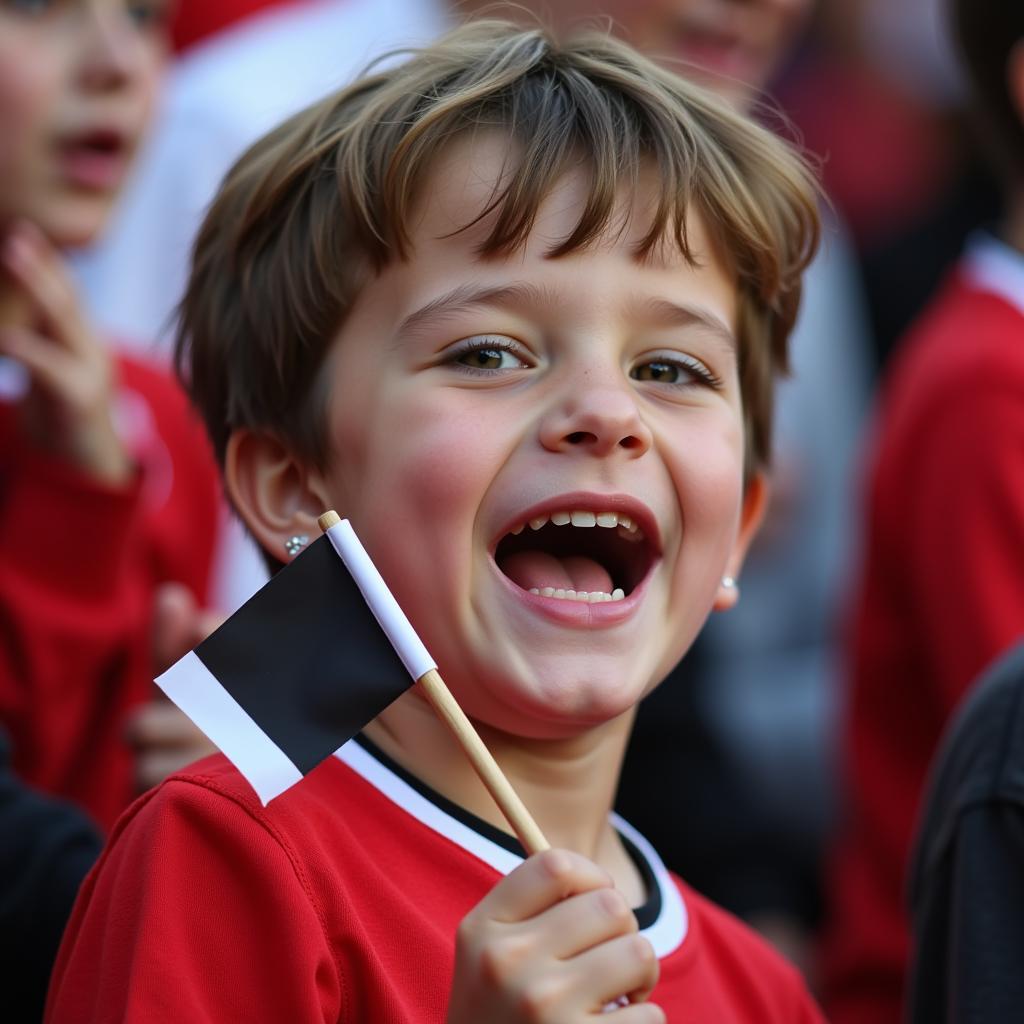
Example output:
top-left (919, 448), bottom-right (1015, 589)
top-left (819, 1), bottom-right (1024, 1021)
top-left (47, 22), bottom-right (823, 1021)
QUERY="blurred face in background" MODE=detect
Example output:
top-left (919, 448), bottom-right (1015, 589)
top-left (0, 0), bottom-right (172, 248)
top-left (464, 0), bottom-right (813, 109)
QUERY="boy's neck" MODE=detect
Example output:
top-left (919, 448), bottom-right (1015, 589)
top-left (363, 694), bottom-right (646, 902)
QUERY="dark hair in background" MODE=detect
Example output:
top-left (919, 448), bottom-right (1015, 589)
top-left (952, 0), bottom-right (1024, 181)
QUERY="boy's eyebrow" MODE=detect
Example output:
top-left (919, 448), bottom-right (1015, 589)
top-left (629, 297), bottom-right (737, 352)
top-left (395, 283), bottom-right (736, 352)
top-left (396, 282), bottom-right (556, 338)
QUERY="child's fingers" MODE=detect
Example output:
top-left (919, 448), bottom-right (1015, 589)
top-left (0, 320), bottom-right (129, 482)
top-left (523, 885), bottom-right (638, 961)
top-left (574, 932), bottom-right (660, 1012)
top-left (477, 849), bottom-right (614, 924)
top-left (124, 701), bottom-right (206, 749)
top-left (601, 1001), bottom-right (666, 1023)
top-left (2, 222), bottom-right (93, 355)
top-left (152, 582), bottom-right (201, 675)
top-left (133, 750), bottom-right (202, 793)
top-left (0, 326), bottom-right (82, 398)
top-left (126, 701), bottom-right (217, 792)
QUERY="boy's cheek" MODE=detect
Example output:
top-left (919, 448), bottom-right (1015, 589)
top-left (0, 61), bottom-right (46, 171)
top-left (331, 383), bottom-right (501, 507)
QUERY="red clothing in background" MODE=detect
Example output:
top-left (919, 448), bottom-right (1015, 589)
top-left (170, 0), bottom-right (304, 53)
top-left (48, 739), bottom-right (825, 1023)
top-left (820, 235), bottom-right (1024, 1023)
top-left (0, 353), bottom-right (220, 830)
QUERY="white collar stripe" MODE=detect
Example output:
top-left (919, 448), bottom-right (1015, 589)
top-left (963, 233), bottom-right (1024, 318)
top-left (334, 740), bottom-right (523, 874)
top-left (334, 740), bottom-right (687, 957)
top-left (611, 811), bottom-right (688, 955)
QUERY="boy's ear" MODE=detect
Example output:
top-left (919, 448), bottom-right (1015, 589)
top-left (225, 429), bottom-right (332, 564)
top-left (713, 472), bottom-right (769, 612)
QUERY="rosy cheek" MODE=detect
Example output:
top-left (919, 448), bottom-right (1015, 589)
top-left (400, 414), bottom-right (492, 505)
top-left (0, 52), bottom-right (45, 169)
top-left (332, 381), bottom-right (497, 530)
top-left (669, 416), bottom-right (745, 527)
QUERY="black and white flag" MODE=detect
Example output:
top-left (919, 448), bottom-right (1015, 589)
top-left (156, 517), bottom-right (435, 804)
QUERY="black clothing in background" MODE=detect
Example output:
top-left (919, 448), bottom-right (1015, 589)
top-left (907, 641), bottom-right (1024, 1024)
top-left (0, 728), bottom-right (102, 1023)
top-left (861, 153), bottom-right (1001, 371)
top-left (616, 654), bottom-right (821, 929)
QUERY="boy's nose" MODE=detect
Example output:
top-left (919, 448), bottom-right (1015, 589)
top-left (78, 9), bottom-right (150, 91)
top-left (539, 377), bottom-right (652, 459)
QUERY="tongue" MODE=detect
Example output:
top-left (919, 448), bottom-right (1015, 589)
top-left (499, 550), bottom-right (615, 594)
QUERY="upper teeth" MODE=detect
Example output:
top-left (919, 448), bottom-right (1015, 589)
top-left (509, 510), bottom-right (643, 541)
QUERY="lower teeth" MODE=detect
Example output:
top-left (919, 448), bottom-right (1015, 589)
top-left (528, 587), bottom-right (625, 603)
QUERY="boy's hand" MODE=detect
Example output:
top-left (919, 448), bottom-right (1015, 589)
top-left (125, 699), bottom-right (218, 792)
top-left (150, 582), bottom-right (225, 678)
top-left (447, 849), bottom-right (665, 1023)
top-left (126, 583), bottom-right (224, 792)
top-left (0, 219), bottom-right (131, 484)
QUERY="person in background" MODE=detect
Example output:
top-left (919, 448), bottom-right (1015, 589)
top-left (906, 640), bottom-right (1024, 1024)
top-left (0, 726), bottom-right (102, 1023)
top-left (0, 0), bottom-right (220, 832)
top-left (778, 0), bottom-right (1001, 373)
top-left (73, 0), bottom-right (453, 613)
top-left (818, 1), bottom-right (1024, 1019)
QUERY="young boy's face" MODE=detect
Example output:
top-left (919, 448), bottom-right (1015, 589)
top-left (0, 0), bottom-right (169, 248)
top-left (314, 134), bottom-right (762, 739)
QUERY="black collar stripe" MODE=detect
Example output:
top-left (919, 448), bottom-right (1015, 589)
top-left (338, 736), bottom-right (689, 957)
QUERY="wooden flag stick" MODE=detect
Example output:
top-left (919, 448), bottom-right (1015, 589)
top-left (415, 668), bottom-right (549, 855)
top-left (317, 512), bottom-right (550, 856)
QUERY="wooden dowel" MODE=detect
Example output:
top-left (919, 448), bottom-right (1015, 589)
top-left (416, 668), bottom-right (549, 856)
top-left (317, 510), bottom-right (341, 531)
top-left (317, 510), bottom-right (549, 855)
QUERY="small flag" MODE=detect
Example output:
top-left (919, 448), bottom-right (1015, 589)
top-left (156, 517), bottom-right (435, 804)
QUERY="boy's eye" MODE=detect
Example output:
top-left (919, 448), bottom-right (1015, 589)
top-left (448, 336), bottom-right (530, 373)
top-left (3, 0), bottom-right (54, 15)
top-left (459, 347), bottom-right (519, 370)
top-left (125, 0), bottom-right (170, 29)
top-left (632, 360), bottom-right (681, 383)
top-left (630, 355), bottom-right (721, 389)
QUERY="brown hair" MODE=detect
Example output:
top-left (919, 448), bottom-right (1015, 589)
top-left (177, 20), bottom-right (819, 493)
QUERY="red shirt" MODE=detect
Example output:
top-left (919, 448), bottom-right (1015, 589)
top-left (48, 739), bottom-right (824, 1022)
top-left (0, 353), bottom-right (221, 830)
top-left (820, 238), bottom-right (1024, 1023)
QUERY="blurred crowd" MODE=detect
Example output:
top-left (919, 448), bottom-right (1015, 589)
top-left (2, 0), bottom-right (1022, 1020)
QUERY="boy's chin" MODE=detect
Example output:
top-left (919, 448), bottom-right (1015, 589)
top-left (461, 668), bottom-right (652, 739)
top-left (33, 196), bottom-right (113, 250)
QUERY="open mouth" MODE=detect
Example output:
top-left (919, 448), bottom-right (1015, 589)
top-left (494, 507), bottom-right (657, 604)
top-left (58, 129), bottom-right (128, 190)
top-left (63, 129), bottom-right (125, 159)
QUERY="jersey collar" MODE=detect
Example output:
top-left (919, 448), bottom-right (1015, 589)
top-left (962, 231), bottom-right (1024, 319)
top-left (334, 736), bottom-right (688, 958)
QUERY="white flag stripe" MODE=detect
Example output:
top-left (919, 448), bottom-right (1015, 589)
top-left (155, 651), bottom-right (303, 805)
top-left (326, 520), bottom-right (437, 682)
